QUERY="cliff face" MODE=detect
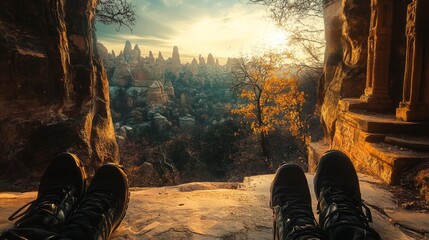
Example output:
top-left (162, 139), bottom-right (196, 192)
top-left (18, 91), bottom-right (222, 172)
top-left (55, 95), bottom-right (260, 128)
top-left (0, 0), bottom-right (118, 184)
top-left (320, 0), bottom-right (371, 139)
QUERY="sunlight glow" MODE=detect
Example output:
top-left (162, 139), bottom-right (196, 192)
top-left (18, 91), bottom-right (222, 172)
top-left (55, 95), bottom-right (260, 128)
top-left (97, 1), bottom-right (291, 64)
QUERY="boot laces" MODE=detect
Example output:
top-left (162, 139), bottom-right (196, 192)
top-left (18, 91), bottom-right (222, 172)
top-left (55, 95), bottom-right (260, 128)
top-left (62, 189), bottom-right (117, 239)
top-left (317, 186), bottom-right (373, 230)
top-left (273, 195), bottom-right (326, 240)
top-left (9, 185), bottom-right (77, 226)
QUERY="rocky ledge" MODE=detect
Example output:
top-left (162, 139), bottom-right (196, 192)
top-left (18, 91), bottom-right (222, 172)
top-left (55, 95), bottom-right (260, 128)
top-left (1, 174), bottom-right (428, 239)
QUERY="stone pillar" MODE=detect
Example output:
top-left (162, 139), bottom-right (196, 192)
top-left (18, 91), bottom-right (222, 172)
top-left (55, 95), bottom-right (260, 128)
top-left (396, 0), bottom-right (429, 121)
top-left (360, 0), bottom-right (394, 108)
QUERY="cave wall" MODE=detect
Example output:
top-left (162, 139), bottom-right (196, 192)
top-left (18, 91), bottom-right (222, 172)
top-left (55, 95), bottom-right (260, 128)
top-left (0, 0), bottom-right (118, 184)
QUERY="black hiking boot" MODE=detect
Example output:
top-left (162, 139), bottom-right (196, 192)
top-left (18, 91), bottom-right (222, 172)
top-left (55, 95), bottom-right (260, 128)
top-left (1, 153), bottom-right (87, 239)
top-left (314, 150), bottom-right (381, 240)
top-left (270, 164), bottom-right (327, 240)
top-left (59, 163), bottom-right (130, 240)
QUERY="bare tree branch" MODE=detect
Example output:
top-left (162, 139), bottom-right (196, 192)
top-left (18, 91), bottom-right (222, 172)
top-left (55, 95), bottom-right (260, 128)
top-left (97, 0), bottom-right (136, 32)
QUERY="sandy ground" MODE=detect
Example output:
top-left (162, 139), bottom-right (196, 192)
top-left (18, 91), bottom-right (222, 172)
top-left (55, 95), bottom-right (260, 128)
top-left (1, 174), bottom-right (428, 239)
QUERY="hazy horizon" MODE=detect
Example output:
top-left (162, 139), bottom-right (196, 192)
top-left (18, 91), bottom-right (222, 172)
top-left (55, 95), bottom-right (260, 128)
top-left (95, 0), bottom-right (289, 64)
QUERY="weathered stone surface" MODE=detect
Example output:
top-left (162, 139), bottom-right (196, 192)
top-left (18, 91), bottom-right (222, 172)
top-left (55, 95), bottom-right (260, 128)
top-left (319, 1), bottom-right (428, 201)
top-left (0, 174), bottom-right (423, 239)
top-left (332, 111), bottom-right (429, 184)
top-left (111, 62), bottom-right (133, 86)
top-left (0, 0), bottom-right (119, 183)
top-left (321, 0), bottom-right (370, 139)
top-left (147, 81), bottom-right (168, 106)
top-left (132, 62), bottom-right (154, 87)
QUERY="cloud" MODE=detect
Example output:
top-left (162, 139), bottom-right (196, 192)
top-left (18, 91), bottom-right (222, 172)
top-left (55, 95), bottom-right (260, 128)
top-left (162, 0), bottom-right (184, 7)
top-left (96, 0), bottom-right (289, 63)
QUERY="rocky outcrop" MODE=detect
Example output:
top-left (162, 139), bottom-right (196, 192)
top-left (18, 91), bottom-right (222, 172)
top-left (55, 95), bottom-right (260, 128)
top-left (131, 62), bottom-right (153, 87)
top-left (315, 0), bottom-right (429, 202)
top-left (199, 55), bottom-right (206, 66)
top-left (191, 58), bottom-right (198, 74)
top-left (112, 63), bottom-right (133, 86)
top-left (147, 81), bottom-right (168, 106)
top-left (123, 40), bottom-right (132, 62)
top-left (320, 0), bottom-right (370, 139)
top-left (157, 52), bottom-right (165, 62)
top-left (207, 53), bottom-right (215, 66)
top-left (179, 114), bottom-right (196, 129)
top-left (171, 46), bottom-right (181, 74)
top-left (164, 81), bottom-right (175, 98)
top-left (148, 51), bottom-right (155, 64)
top-left (129, 44), bottom-right (141, 65)
top-left (0, 0), bottom-right (119, 183)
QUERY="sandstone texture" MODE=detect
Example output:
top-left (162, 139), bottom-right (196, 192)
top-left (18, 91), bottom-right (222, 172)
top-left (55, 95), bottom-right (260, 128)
top-left (317, 0), bottom-right (429, 199)
top-left (1, 174), bottom-right (427, 239)
top-left (0, 0), bottom-right (118, 183)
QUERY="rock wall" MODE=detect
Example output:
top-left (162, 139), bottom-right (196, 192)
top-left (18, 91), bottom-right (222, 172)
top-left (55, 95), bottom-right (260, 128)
top-left (320, 0), bottom-right (371, 140)
top-left (0, 0), bottom-right (118, 184)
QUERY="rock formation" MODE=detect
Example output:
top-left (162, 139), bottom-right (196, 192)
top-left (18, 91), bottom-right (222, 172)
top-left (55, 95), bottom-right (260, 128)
top-left (199, 55), bottom-right (206, 66)
top-left (131, 62), bottom-right (153, 87)
top-left (171, 46), bottom-right (181, 74)
top-left (157, 52), bottom-right (165, 62)
top-left (111, 63), bottom-right (133, 86)
top-left (147, 81), bottom-right (168, 106)
top-left (129, 44), bottom-right (141, 65)
top-left (0, 0), bottom-right (118, 183)
top-left (148, 51), bottom-right (155, 63)
top-left (207, 53), bottom-right (215, 66)
top-left (123, 40), bottom-right (133, 62)
top-left (191, 58), bottom-right (199, 74)
top-left (164, 80), bottom-right (175, 98)
top-left (179, 114), bottom-right (196, 129)
top-left (311, 0), bottom-right (429, 201)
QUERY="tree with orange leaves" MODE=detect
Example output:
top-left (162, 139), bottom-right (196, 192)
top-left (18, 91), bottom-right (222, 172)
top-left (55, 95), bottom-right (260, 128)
top-left (231, 52), bottom-right (309, 170)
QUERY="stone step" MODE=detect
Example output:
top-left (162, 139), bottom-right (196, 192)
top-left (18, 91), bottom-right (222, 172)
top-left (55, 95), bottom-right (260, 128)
top-left (384, 135), bottom-right (429, 152)
top-left (343, 111), bottom-right (429, 134)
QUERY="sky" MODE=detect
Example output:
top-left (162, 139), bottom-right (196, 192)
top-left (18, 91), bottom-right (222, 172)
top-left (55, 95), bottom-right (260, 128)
top-left (95, 0), bottom-right (289, 64)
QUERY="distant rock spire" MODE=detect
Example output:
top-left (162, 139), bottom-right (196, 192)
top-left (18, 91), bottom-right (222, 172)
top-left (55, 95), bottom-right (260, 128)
top-left (148, 51), bottom-right (155, 63)
top-left (157, 51), bottom-right (165, 62)
top-left (171, 46), bottom-right (181, 74)
top-left (199, 54), bottom-right (206, 65)
top-left (207, 53), bottom-right (215, 66)
top-left (123, 41), bottom-right (132, 56)
top-left (191, 58), bottom-right (198, 74)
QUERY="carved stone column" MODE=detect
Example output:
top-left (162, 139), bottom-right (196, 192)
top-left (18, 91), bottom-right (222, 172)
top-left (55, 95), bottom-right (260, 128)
top-left (360, 0), bottom-right (394, 108)
top-left (396, 0), bottom-right (429, 121)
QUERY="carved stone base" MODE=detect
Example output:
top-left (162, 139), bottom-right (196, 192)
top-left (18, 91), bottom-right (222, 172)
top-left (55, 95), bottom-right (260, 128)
top-left (396, 106), bottom-right (429, 122)
top-left (339, 98), bottom-right (393, 111)
top-left (332, 111), bottom-right (429, 184)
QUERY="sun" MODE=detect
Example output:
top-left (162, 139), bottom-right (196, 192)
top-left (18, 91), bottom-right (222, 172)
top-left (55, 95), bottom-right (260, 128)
top-left (263, 26), bottom-right (289, 51)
